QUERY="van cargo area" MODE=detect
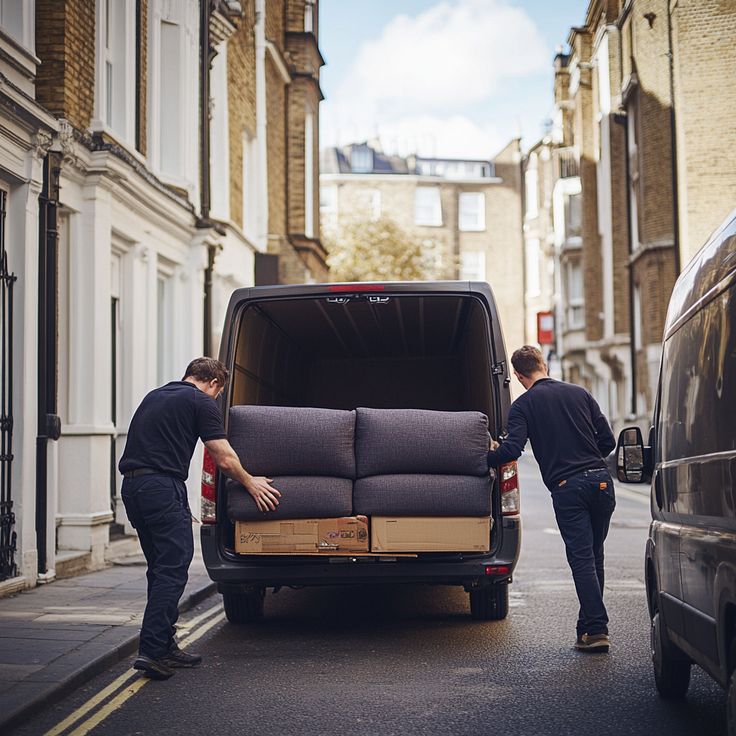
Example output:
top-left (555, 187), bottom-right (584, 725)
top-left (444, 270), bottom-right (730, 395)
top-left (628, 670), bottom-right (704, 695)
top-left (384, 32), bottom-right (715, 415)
top-left (202, 282), bottom-right (520, 624)
top-left (229, 293), bottom-right (497, 428)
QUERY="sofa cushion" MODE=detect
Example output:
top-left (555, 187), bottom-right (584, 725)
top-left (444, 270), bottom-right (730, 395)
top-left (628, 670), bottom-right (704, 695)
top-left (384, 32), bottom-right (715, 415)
top-left (227, 476), bottom-right (354, 521)
top-left (228, 405), bottom-right (356, 478)
top-left (355, 408), bottom-right (490, 478)
top-left (353, 474), bottom-right (492, 517)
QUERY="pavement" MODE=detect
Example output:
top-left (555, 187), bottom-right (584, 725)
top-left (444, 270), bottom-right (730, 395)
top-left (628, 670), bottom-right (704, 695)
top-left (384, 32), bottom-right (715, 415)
top-left (0, 534), bottom-right (216, 732)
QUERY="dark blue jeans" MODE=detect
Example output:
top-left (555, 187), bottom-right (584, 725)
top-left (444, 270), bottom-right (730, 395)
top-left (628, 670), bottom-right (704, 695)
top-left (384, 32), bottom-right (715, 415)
top-left (121, 474), bottom-right (194, 659)
top-left (551, 468), bottom-right (615, 637)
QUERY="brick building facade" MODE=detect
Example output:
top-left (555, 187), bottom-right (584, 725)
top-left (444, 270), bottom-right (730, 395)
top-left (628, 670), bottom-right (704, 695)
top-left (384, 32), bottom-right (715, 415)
top-left (321, 140), bottom-right (526, 360)
top-left (0, 0), bottom-right (325, 592)
top-left (526, 0), bottom-right (736, 434)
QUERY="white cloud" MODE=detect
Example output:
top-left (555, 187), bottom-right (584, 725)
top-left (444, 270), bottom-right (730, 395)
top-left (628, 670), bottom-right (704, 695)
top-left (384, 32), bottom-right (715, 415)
top-left (322, 0), bottom-right (548, 157)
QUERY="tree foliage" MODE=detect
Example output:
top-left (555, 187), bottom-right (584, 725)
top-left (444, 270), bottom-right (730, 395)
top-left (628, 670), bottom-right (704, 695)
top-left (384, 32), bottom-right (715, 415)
top-left (324, 215), bottom-right (453, 283)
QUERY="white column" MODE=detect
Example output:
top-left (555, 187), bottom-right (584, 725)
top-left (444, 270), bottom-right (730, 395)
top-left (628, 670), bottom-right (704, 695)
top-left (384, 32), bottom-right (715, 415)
top-left (57, 179), bottom-right (114, 562)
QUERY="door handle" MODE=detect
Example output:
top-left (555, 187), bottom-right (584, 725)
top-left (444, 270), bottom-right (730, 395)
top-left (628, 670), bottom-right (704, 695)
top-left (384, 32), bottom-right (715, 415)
top-left (654, 471), bottom-right (663, 510)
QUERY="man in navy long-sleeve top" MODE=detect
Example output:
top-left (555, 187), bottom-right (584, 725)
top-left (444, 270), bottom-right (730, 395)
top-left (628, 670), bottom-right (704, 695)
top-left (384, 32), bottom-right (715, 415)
top-left (487, 345), bottom-right (616, 653)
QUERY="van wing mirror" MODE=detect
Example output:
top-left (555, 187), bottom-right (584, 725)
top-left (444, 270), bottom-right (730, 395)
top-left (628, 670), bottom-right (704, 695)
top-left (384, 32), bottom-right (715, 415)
top-left (616, 426), bottom-right (652, 484)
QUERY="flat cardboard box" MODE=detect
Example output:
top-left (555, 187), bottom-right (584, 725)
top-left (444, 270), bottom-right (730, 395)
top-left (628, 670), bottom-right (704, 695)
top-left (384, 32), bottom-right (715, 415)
top-left (235, 516), bottom-right (369, 554)
top-left (371, 516), bottom-right (491, 553)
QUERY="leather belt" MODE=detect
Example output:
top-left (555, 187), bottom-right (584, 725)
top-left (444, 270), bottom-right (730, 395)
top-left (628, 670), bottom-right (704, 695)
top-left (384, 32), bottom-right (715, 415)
top-left (123, 468), bottom-right (160, 479)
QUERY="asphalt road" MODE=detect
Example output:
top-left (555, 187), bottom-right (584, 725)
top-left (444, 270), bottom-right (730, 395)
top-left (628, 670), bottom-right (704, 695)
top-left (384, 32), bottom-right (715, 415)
top-left (15, 454), bottom-right (728, 736)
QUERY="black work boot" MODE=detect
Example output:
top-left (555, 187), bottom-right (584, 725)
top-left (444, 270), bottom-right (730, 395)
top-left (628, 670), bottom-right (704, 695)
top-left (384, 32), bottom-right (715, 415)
top-left (161, 641), bottom-right (203, 668)
top-left (133, 655), bottom-right (175, 680)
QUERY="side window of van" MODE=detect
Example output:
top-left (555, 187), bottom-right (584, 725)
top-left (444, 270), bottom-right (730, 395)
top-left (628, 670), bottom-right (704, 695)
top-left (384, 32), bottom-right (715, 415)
top-left (660, 285), bottom-right (736, 462)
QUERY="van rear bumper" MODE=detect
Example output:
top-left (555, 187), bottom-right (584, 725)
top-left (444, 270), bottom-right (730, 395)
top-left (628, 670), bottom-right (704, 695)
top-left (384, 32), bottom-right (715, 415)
top-left (201, 516), bottom-right (520, 591)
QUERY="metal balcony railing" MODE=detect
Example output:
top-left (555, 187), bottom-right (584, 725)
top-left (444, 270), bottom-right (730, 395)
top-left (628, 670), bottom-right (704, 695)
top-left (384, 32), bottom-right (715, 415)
top-left (558, 148), bottom-right (579, 179)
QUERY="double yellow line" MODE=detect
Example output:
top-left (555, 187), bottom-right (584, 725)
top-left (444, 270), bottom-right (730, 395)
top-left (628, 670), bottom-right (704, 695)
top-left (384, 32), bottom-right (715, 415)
top-left (44, 604), bottom-right (226, 736)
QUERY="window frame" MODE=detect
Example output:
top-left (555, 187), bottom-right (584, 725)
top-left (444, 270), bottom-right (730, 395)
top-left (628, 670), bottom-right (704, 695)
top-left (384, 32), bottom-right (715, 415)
top-left (147, 0), bottom-right (199, 191)
top-left (0, 0), bottom-right (35, 53)
top-left (414, 186), bottom-right (443, 227)
top-left (458, 191), bottom-right (486, 232)
top-left (94, 0), bottom-right (136, 146)
top-left (460, 250), bottom-right (486, 281)
top-left (566, 258), bottom-right (585, 330)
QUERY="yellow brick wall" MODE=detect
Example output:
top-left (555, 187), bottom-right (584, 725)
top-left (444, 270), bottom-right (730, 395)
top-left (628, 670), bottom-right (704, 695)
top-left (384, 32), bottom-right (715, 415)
top-left (626, 0), bottom-right (676, 247)
top-left (287, 81), bottom-right (308, 235)
top-left (266, 0), bottom-right (285, 45)
top-left (571, 31), bottom-right (604, 344)
top-left (227, 2), bottom-right (257, 230)
top-left (36, 0), bottom-right (96, 132)
top-left (287, 0), bottom-right (306, 32)
top-left (266, 58), bottom-right (287, 242)
top-left (609, 118), bottom-right (630, 334)
top-left (672, 0), bottom-right (736, 265)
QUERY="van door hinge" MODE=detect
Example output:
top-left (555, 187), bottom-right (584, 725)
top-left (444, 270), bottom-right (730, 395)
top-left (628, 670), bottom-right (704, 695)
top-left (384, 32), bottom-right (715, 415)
top-left (492, 362), bottom-right (505, 375)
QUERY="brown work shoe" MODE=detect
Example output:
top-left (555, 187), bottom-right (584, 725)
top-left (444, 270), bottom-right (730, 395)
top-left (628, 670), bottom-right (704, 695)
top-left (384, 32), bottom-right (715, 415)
top-left (575, 633), bottom-right (610, 653)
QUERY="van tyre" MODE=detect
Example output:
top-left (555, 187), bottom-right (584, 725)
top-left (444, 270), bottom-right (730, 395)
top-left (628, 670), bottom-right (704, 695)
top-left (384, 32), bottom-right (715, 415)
top-left (651, 608), bottom-right (690, 698)
top-left (470, 583), bottom-right (509, 620)
top-left (223, 588), bottom-right (265, 624)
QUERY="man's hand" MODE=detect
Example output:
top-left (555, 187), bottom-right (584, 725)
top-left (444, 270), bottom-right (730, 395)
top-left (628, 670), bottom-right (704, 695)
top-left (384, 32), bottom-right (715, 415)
top-left (244, 475), bottom-right (282, 512)
top-left (204, 438), bottom-right (283, 512)
top-left (489, 437), bottom-right (500, 451)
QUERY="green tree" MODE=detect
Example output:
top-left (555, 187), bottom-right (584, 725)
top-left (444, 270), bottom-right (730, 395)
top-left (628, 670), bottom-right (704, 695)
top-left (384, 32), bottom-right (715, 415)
top-left (324, 215), bottom-right (454, 282)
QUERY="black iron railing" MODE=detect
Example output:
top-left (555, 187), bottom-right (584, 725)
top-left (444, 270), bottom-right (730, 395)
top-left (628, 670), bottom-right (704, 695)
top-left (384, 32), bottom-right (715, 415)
top-left (0, 190), bottom-right (17, 582)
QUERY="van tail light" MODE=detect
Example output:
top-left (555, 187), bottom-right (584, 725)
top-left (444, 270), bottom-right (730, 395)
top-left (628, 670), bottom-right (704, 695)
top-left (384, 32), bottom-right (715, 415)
top-left (201, 448), bottom-right (217, 524)
top-left (499, 461), bottom-right (520, 516)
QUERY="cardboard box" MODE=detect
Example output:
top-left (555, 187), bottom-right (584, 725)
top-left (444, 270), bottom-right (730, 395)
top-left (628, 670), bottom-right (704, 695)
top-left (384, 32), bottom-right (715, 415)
top-left (370, 516), bottom-right (491, 553)
top-left (235, 516), bottom-right (369, 554)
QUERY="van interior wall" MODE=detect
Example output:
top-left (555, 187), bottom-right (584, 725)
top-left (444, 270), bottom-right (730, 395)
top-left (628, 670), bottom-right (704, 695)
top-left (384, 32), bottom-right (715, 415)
top-left (230, 296), bottom-right (495, 431)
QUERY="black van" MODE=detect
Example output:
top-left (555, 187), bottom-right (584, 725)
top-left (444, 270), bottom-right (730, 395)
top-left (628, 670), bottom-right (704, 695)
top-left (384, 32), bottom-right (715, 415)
top-left (617, 212), bottom-right (736, 726)
top-left (200, 281), bottom-right (521, 622)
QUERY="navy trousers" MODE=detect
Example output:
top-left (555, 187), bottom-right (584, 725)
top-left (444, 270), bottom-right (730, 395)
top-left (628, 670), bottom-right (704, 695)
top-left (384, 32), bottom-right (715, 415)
top-left (550, 467), bottom-right (615, 637)
top-left (121, 474), bottom-right (194, 659)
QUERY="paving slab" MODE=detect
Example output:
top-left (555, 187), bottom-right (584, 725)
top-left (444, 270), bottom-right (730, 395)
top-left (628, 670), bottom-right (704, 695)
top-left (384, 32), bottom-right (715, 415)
top-left (0, 536), bottom-right (216, 732)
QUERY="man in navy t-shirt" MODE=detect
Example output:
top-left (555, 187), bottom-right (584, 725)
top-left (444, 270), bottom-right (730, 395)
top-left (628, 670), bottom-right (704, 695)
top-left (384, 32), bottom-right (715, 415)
top-left (119, 357), bottom-right (281, 680)
top-left (487, 345), bottom-right (616, 653)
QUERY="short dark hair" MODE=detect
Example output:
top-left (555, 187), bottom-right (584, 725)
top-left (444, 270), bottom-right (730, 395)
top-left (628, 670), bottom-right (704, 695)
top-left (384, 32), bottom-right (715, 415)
top-left (511, 345), bottom-right (545, 378)
top-left (183, 357), bottom-right (229, 386)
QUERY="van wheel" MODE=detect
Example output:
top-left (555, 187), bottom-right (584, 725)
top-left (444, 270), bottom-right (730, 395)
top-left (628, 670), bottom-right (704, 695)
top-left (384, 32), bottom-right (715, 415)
top-left (223, 588), bottom-right (265, 624)
top-left (470, 583), bottom-right (509, 620)
top-left (651, 608), bottom-right (690, 698)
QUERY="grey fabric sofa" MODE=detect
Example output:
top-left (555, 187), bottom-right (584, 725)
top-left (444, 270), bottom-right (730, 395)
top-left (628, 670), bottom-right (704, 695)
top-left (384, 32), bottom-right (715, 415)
top-left (226, 405), bottom-right (492, 522)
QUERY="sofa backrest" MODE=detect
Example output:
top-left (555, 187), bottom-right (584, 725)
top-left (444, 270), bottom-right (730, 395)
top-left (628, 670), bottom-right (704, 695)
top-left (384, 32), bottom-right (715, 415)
top-left (228, 405), bottom-right (356, 478)
top-left (355, 407), bottom-right (490, 478)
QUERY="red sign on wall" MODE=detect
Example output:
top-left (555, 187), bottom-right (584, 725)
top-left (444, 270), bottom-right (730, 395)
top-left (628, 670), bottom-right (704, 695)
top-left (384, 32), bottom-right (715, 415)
top-left (537, 311), bottom-right (555, 345)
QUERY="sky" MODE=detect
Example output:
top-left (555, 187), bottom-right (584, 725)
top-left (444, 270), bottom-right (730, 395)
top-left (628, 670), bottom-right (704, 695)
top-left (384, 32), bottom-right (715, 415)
top-left (319, 0), bottom-right (586, 160)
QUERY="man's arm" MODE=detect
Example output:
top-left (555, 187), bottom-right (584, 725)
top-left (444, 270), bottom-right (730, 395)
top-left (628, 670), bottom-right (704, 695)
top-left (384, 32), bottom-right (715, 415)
top-left (204, 438), bottom-right (281, 512)
top-left (487, 404), bottom-right (528, 468)
top-left (588, 394), bottom-right (616, 457)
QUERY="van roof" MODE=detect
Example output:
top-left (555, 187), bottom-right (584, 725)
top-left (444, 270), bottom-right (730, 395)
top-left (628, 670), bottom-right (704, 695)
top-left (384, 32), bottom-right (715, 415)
top-left (229, 280), bottom-right (490, 299)
top-left (665, 210), bottom-right (736, 336)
